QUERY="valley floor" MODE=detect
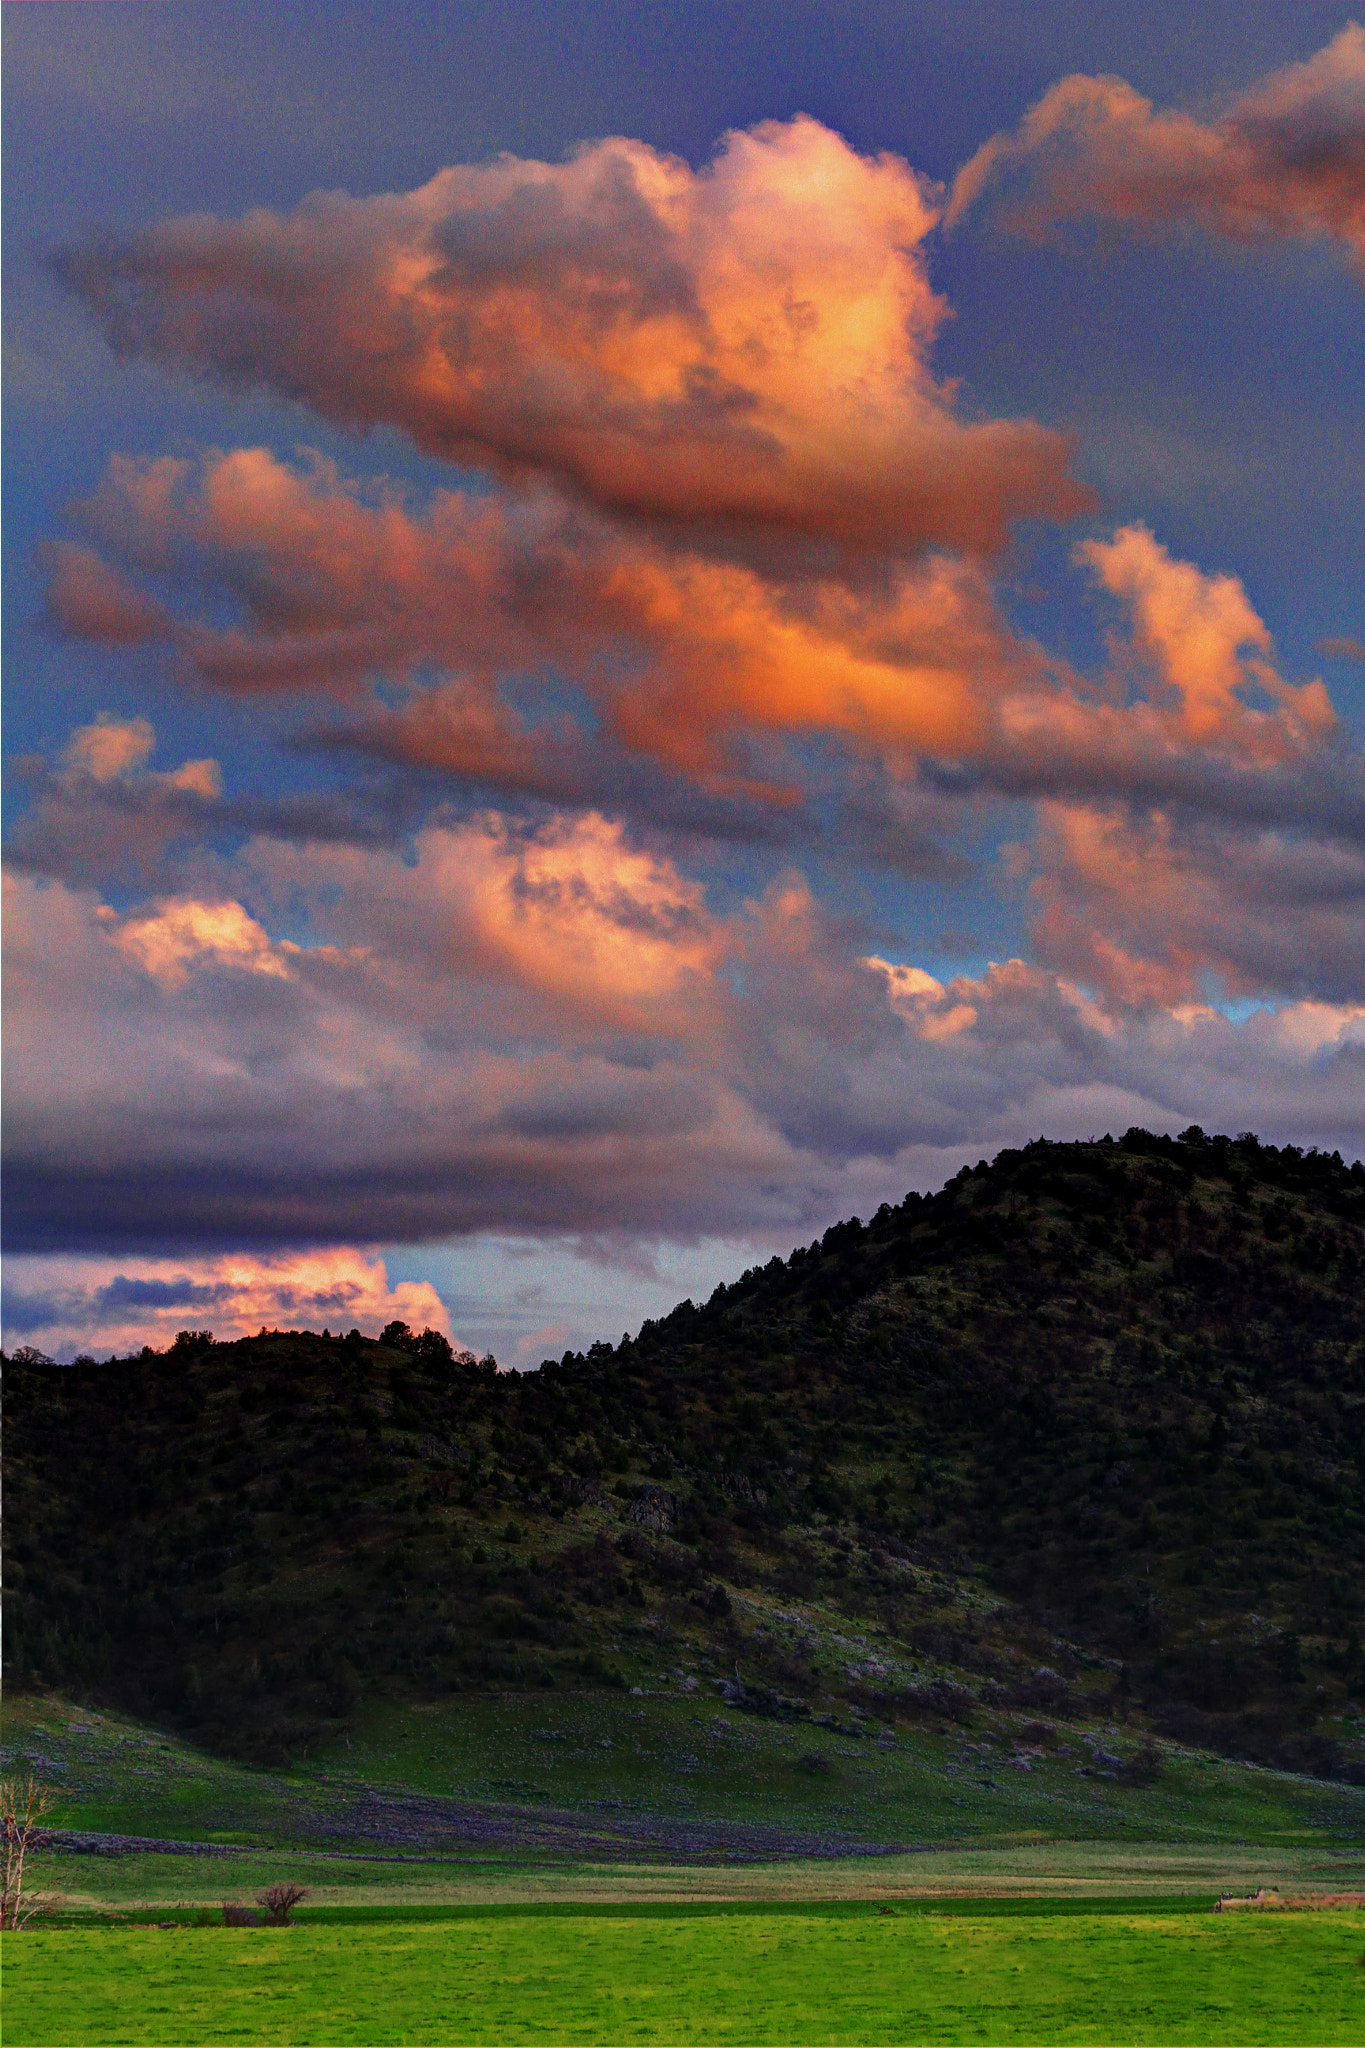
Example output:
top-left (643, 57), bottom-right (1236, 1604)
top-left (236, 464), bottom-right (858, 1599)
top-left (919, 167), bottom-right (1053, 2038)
top-left (5, 1691), bottom-right (1364, 2044)
top-left (8, 1904), bottom-right (1365, 2046)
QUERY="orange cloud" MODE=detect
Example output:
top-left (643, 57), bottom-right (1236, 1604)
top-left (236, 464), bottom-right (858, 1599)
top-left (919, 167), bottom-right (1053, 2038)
top-left (52, 451), bottom-right (1337, 807)
top-left (105, 897), bottom-right (298, 988)
top-left (864, 957), bottom-right (978, 1039)
top-left (949, 25), bottom-right (1365, 269)
top-left (66, 807), bottom-right (732, 1054)
top-left (49, 445), bottom-right (1051, 781)
top-left (58, 118), bottom-right (1090, 557)
top-left (1, 1246), bottom-right (452, 1359)
top-left (594, 545), bottom-right (1030, 773)
top-left (1076, 524), bottom-right (1334, 758)
top-left (268, 811), bottom-right (730, 1034)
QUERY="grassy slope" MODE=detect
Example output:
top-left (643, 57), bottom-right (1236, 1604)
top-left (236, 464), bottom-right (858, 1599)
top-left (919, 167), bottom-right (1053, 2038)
top-left (7, 1689), bottom-right (1363, 1912)
top-left (7, 1130), bottom-right (1364, 1784)
top-left (8, 1909), bottom-right (1365, 2046)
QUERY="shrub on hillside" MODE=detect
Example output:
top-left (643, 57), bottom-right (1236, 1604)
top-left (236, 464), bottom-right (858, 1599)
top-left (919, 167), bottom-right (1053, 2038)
top-left (1118, 1741), bottom-right (1164, 1785)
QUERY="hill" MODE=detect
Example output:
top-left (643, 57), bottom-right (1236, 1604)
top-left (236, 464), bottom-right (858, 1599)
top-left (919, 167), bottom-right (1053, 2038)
top-left (7, 1127), bottom-right (1365, 1784)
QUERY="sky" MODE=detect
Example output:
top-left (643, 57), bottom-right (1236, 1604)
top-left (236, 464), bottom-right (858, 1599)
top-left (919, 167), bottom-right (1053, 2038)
top-left (4, 0), bottom-right (1363, 1363)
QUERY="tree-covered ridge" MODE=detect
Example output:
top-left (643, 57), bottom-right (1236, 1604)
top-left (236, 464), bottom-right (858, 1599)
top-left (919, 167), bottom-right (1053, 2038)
top-left (7, 1129), bottom-right (1364, 1778)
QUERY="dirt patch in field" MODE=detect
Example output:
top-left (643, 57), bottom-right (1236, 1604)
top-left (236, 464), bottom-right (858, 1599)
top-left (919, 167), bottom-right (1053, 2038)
top-left (1214, 1888), bottom-right (1365, 1912)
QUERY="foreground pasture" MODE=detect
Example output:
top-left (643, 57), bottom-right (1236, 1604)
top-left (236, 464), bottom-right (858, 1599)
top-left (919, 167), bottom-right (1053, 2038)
top-left (7, 1902), bottom-right (1364, 2046)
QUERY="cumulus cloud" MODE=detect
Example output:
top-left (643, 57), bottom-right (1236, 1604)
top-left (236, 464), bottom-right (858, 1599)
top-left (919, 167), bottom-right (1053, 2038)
top-left (46, 449), bottom-right (1361, 1010)
top-left (55, 118), bottom-right (1091, 558)
top-left (0, 1246), bottom-right (451, 1360)
top-left (107, 897), bottom-right (301, 987)
top-left (17, 110), bottom-right (1365, 1292)
top-left (3, 714), bottom-right (228, 894)
top-left (39, 444), bottom-right (1062, 789)
top-left (241, 809), bottom-right (729, 1033)
top-left (868, 958), bottom-right (979, 1040)
top-left (39, 540), bottom-right (174, 644)
top-left (948, 24), bottom-right (1365, 270)
top-left (63, 711), bottom-right (155, 780)
top-left (55, 711), bottom-right (221, 798)
top-left (5, 813), bottom-right (1362, 1266)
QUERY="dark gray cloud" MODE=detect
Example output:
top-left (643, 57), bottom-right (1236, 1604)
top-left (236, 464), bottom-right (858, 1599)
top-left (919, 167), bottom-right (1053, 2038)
top-left (96, 1274), bottom-right (225, 1310)
top-left (0, 1288), bottom-right (65, 1333)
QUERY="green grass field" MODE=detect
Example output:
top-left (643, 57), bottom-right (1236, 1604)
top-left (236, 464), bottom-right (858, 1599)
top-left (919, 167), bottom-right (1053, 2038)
top-left (7, 1903), bottom-right (1365, 2045)
top-left (7, 1690), bottom-right (1365, 2043)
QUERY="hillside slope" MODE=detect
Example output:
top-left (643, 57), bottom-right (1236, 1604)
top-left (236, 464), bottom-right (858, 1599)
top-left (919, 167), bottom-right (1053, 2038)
top-left (7, 1128), bottom-right (1364, 1780)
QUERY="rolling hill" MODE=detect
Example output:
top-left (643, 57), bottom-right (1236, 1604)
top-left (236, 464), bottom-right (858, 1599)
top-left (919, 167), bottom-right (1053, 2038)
top-left (7, 1127), bottom-right (1364, 1785)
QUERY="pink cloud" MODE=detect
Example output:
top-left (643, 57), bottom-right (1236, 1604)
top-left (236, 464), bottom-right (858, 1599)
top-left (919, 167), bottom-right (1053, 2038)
top-left (62, 712), bottom-right (155, 782)
top-left (56, 712), bottom-right (222, 798)
top-left (1026, 799), bottom-right (1365, 1010)
top-left (949, 25), bottom-right (1365, 270)
top-left (38, 539), bottom-right (172, 643)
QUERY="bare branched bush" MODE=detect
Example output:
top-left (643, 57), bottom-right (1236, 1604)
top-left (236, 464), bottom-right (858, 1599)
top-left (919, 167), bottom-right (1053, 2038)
top-left (1, 1778), bottom-right (58, 1929)
top-left (256, 1881), bottom-right (310, 1926)
top-left (222, 1902), bottom-right (261, 1926)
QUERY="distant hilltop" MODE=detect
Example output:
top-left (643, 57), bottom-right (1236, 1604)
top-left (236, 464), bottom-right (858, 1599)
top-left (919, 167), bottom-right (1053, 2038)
top-left (7, 1129), bottom-right (1363, 1787)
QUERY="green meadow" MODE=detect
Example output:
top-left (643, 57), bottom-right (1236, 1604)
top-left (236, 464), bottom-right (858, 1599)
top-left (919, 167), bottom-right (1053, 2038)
top-left (7, 1691), bottom-right (1365, 2043)
top-left (7, 1903), bottom-right (1365, 2046)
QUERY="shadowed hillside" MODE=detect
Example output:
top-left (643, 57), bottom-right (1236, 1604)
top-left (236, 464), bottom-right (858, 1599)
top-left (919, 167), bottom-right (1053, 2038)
top-left (7, 1128), bottom-right (1364, 1781)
